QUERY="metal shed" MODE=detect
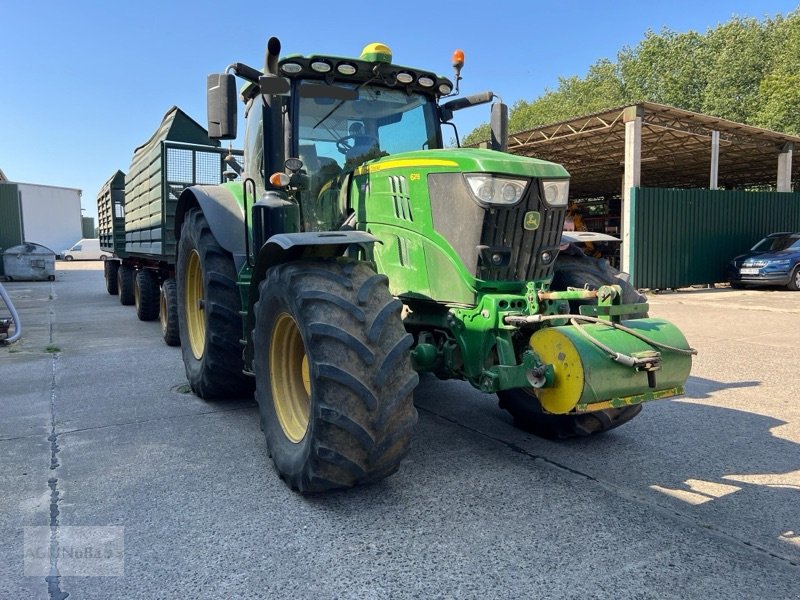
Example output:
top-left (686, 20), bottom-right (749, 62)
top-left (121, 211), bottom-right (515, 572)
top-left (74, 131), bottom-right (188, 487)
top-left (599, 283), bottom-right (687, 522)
top-left (503, 102), bottom-right (800, 287)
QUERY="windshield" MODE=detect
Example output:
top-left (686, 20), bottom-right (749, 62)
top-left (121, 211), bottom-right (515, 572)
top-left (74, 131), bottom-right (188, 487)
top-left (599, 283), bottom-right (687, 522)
top-left (752, 236), bottom-right (800, 252)
top-left (295, 82), bottom-right (440, 171)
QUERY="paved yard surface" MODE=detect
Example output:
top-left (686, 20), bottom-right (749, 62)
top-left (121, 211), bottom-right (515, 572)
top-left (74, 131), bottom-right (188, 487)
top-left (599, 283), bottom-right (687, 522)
top-left (1, 262), bottom-right (798, 599)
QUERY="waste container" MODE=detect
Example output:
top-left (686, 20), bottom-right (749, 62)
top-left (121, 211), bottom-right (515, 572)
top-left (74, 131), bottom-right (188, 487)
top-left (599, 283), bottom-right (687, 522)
top-left (2, 243), bottom-right (56, 281)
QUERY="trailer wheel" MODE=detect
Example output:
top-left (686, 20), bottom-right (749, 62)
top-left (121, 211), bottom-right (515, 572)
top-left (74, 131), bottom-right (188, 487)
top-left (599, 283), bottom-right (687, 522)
top-left (104, 260), bottom-right (119, 295)
top-left (134, 270), bottom-right (160, 321)
top-left (117, 265), bottom-right (135, 306)
top-left (253, 259), bottom-right (419, 493)
top-left (160, 278), bottom-right (180, 346)
top-left (498, 389), bottom-right (642, 440)
top-left (176, 208), bottom-right (252, 399)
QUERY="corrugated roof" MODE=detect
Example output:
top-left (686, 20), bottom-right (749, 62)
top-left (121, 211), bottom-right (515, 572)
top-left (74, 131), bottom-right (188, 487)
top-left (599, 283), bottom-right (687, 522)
top-left (505, 102), bottom-right (800, 198)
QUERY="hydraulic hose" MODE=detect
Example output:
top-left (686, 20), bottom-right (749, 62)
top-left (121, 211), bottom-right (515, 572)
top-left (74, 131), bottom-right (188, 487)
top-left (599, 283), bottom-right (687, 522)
top-left (0, 281), bottom-right (21, 344)
top-left (504, 312), bottom-right (698, 365)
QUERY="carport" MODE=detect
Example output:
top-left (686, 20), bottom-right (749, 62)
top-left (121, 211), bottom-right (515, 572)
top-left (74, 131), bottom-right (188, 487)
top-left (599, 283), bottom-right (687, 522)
top-left (503, 102), bottom-right (800, 288)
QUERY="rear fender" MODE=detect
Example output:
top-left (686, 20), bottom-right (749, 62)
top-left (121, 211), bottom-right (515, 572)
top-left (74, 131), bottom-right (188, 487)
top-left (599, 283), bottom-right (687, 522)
top-left (175, 185), bottom-right (246, 271)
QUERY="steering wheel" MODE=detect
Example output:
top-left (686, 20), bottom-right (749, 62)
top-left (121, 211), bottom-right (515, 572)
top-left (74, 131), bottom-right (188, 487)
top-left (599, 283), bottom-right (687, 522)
top-left (336, 134), bottom-right (379, 155)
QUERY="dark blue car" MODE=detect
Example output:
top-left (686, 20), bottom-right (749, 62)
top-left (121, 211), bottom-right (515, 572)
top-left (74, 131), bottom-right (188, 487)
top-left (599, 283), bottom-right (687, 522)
top-left (728, 232), bottom-right (800, 290)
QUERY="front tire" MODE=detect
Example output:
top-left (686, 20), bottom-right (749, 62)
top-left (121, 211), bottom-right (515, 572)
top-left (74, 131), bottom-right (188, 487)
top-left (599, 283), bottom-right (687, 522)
top-left (498, 389), bottom-right (642, 440)
top-left (176, 208), bottom-right (252, 399)
top-left (253, 260), bottom-right (419, 493)
top-left (551, 253), bottom-right (646, 313)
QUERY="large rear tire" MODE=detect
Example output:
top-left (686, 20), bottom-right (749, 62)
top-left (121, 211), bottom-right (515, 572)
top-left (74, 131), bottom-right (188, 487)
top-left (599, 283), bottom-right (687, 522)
top-left (117, 265), bottom-right (135, 306)
top-left (176, 208), bottom-right (252, 399)
top-left (499, 252), bottom-right (645, 439)
top-left (104, 260), bottom-right (119, 295)
top-left (134, 270), bottom-right (160, 321)
top-left (253, 259), bottom-right (419, 493)
top-left (160, 278), bottom-right (180, 346)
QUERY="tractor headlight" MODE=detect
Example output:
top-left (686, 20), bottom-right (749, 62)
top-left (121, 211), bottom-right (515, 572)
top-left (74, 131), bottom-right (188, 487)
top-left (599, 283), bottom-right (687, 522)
top-left (464, 174), bottom-right (528, 207)
top-left (541, 179), bottom-right (570, 207)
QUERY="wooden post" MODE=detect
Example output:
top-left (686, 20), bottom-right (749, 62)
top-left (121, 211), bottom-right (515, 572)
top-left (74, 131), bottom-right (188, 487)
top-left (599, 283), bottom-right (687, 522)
top-left (621, 106), bottom-right (643, 274)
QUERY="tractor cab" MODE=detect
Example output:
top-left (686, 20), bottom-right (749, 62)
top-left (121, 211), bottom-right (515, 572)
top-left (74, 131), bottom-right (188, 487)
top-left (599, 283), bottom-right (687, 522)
top-left (209, 40), bottom-right (501, 231)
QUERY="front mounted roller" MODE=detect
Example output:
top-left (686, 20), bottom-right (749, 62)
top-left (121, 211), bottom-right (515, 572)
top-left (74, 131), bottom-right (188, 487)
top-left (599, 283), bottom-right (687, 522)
top-left (253, 259), bottom-right (419, 493)
top-left (176, 208), bottom-right (253, 399)
top-left (499, 252), bottom-right (653, 439)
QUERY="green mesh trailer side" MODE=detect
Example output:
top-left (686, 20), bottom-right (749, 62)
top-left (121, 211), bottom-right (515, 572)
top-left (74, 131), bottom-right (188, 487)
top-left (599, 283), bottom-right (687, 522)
top-left (97, 170), bottom-right (126, 255)
top-left (121, 106), bottom-right (244, 262)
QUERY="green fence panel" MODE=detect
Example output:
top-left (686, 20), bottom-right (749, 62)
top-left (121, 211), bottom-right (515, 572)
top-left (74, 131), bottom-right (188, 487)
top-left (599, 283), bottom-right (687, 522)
top-left (630, 188), bottom-right (800, 289)
top-left (0, 184), bottom-right (24, 276)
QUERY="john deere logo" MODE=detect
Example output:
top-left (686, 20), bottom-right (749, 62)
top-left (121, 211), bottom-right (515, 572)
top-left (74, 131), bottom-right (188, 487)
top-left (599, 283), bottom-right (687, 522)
top-left (523, 211), bottom-right (541, 231)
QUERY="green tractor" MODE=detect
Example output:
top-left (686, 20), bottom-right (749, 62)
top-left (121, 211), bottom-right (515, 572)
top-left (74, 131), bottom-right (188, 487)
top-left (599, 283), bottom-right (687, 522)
top-left (173, 38), bottom-right (694, 492)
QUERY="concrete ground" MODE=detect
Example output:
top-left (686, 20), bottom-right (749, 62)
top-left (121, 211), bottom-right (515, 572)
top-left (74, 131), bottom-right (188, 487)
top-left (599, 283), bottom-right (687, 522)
top-left (1, 261), bottom-right (798, 599)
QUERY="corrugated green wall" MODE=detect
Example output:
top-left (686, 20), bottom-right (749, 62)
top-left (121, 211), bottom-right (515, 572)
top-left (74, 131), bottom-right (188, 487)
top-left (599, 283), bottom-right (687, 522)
top-left (630, 188), bottom-right (800, 289)
top-left (0, 184), bottom-right (24, 276)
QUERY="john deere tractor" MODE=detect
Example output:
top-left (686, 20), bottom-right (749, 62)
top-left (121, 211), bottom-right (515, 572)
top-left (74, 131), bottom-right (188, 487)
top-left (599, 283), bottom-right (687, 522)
top-left (172, 38), bottom-right (694, 492)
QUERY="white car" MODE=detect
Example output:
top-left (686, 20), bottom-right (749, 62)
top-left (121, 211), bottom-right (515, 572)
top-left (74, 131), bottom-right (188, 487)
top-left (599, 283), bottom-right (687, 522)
top-left (61, 239), bottom-right (113, 261)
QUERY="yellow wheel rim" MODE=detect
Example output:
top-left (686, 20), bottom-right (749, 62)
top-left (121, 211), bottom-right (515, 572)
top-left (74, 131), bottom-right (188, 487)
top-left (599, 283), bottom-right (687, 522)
top-left (270, 313), bottom-right (311, 443)
top-left (185, 250), bottom-right (205, 360)
top-left (134, 276), bottom-right (141, 310)
top-left (159, 286), bottom-right (168, 335)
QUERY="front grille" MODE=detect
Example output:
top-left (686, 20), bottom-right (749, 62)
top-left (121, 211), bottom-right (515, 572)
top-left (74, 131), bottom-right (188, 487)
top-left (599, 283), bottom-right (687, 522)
top-left (428, 173), bottom-right (565, 283)
top-left (478, 184), bottom-right (564, 282)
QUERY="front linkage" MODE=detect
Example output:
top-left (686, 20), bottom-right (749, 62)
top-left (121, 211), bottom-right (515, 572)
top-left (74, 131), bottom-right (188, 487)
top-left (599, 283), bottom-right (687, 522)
top-left (410, 282), bottom-right (695, 416)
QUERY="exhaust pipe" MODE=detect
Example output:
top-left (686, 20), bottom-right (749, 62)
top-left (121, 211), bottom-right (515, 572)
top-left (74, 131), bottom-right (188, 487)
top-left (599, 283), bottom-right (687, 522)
top-left (265, 37), bottom-right (281, 75)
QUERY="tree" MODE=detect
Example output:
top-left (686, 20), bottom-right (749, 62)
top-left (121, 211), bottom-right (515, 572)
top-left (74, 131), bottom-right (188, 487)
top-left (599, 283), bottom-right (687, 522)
top-left (463, 10), bottom-right (800, 144)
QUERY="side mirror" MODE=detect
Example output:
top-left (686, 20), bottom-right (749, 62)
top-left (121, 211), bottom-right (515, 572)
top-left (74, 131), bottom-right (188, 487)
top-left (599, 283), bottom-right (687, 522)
top-left (259, 74), bottom-right (291, 96)
top-left (207, 73), bottom-right (237, 140)
top-left (441, 91), bottom-right (495, 121)
top-left (490, 102), bottom-right (508, 152)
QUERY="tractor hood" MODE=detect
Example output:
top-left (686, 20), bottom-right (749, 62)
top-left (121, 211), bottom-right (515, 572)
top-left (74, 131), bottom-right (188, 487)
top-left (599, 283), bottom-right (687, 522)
top-left (355, 148), bottom-right (569, 179)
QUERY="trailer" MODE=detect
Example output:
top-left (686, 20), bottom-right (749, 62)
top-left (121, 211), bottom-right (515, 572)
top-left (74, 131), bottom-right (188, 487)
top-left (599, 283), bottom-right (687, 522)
top-left (99, 106), bottom-right (241, 345)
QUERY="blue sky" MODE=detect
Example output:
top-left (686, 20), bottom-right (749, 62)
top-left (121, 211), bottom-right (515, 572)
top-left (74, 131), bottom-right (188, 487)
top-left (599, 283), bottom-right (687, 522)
top-left (1, 0), bottom-right (797, 220)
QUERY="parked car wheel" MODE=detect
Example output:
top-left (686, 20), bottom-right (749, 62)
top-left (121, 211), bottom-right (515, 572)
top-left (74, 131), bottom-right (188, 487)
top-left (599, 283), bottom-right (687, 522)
top-left (788, 266), bottom-right (800, 291)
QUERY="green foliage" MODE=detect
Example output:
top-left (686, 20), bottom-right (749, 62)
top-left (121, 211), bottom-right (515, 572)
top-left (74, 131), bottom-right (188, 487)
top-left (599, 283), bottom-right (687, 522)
top-left (464, 10), bottom-right (800, 143)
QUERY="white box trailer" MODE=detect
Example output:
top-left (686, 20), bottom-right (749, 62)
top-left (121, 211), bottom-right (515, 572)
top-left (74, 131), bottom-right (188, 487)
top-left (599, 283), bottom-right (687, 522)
top-left (16, 183), bottom-right (82, 255)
